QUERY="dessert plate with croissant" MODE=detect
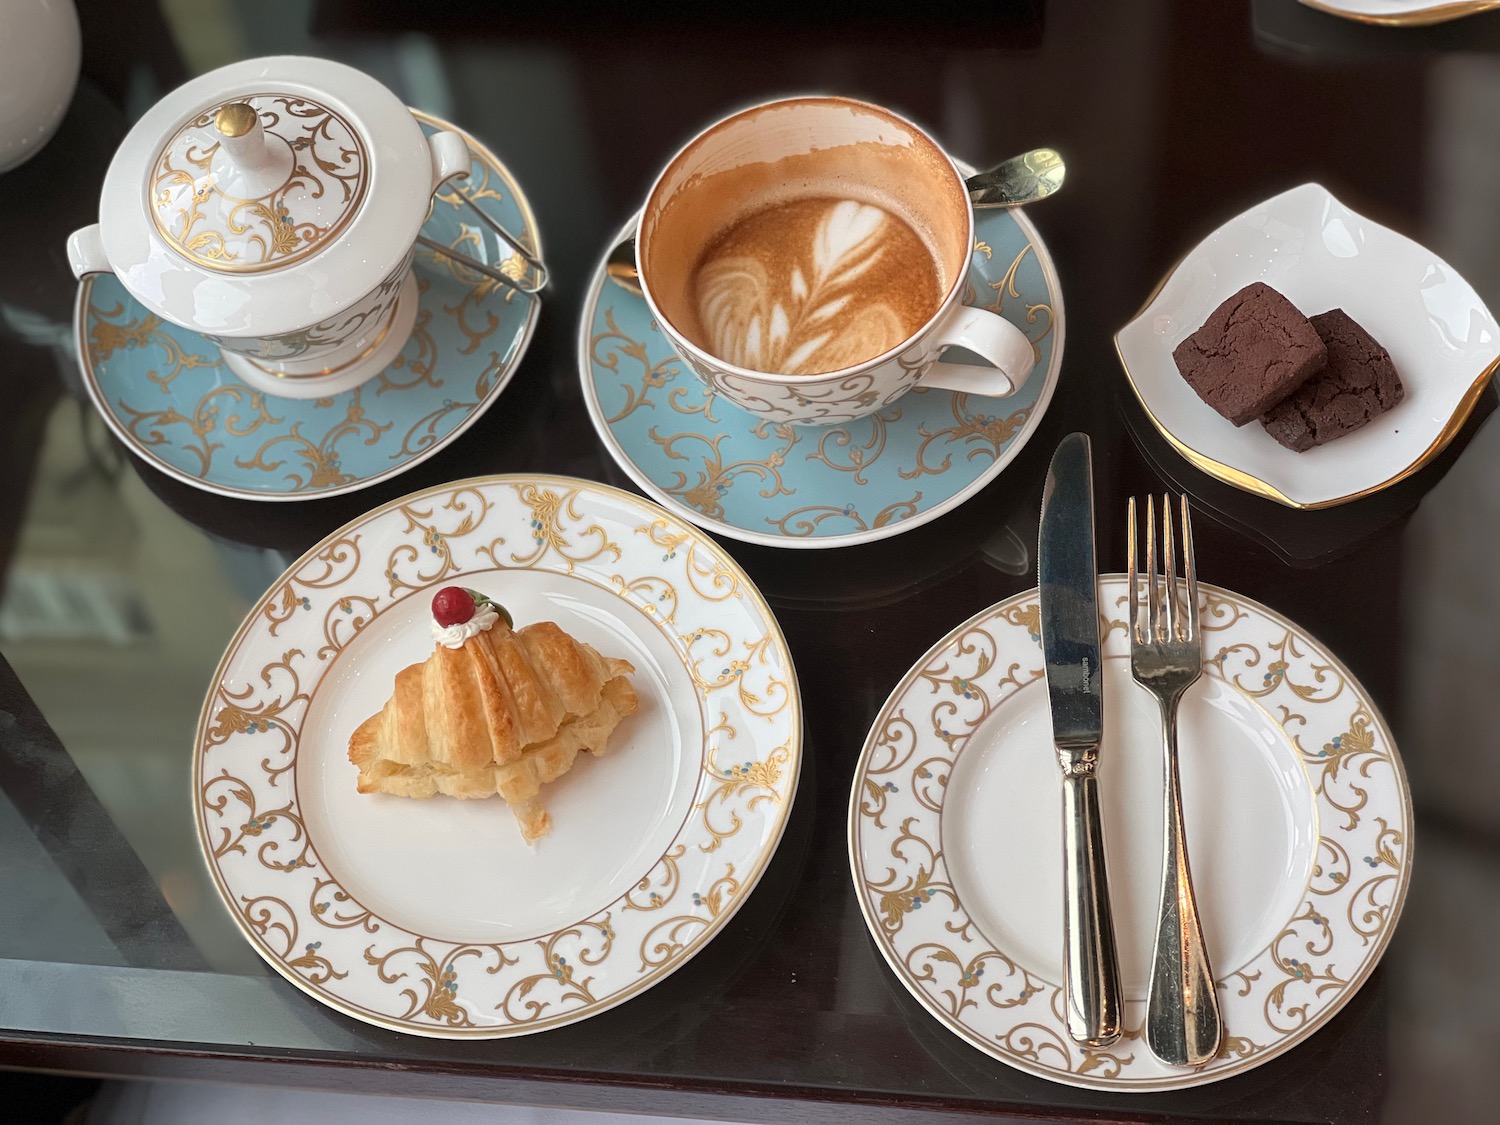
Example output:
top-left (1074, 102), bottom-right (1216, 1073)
top-left (193, 474), bottom-right (801, 1036)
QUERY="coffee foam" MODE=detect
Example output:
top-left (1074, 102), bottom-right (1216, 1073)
top-left (639, 99), bottom-right (970, 375)
top-left (688, 195), bottom-right (943, 375)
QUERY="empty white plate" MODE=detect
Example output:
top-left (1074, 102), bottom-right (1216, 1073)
top-left (849, 575), bottom-right (1412, 1090)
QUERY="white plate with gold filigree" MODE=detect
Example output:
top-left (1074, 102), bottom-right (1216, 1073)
top-left (195, 475), bottom-right (800, 1036)
top-left (849, 575), bottom-right (1411, 1090)
top-left (77, 113), bottom-right (541, 502)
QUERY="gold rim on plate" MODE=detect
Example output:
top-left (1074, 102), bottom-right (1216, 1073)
top-left (848, 577), bottom-right (1412, 1090)
top-left (1115, 195), bottom-right (1499, 510)
top-left (74, 109), bottom-right (542, 503)
top-left (194, 473), bottom-right (802, 1037)
top-left (1298, 0), bottom-right (1500, 26)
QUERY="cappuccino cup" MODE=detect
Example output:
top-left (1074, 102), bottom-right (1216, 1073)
top-left (636, 96), bottom-right (1037, 426)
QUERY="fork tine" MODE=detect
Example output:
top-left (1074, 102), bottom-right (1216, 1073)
top-left (1127, 496), bottom-right (1139, 642)
top-left (1145, 494), bottom-right (1161, 642)
top-left (1162, 493), bottom-right (1179, 642)
top-left (1181, 496), bottom-right (1199, 641)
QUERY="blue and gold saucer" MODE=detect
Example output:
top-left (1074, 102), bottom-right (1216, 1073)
top-left (579, 205), bottom-right (1063, 548)
top-left (75, 113), bottom-right (541, 502)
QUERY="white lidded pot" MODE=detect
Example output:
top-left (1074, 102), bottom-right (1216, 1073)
top-left (66, 55), bottom-right (470, 399)
top-left (0, 0), bottom-right (81, 172)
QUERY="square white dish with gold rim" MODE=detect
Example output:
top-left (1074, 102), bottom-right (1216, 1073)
top-left (1116, 182), bottom-right (1498, 509)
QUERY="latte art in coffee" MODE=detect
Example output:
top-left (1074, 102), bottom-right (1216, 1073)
top-left (688, 197), bottom-right (944, 376)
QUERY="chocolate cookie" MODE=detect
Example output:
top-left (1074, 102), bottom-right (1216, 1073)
top-left (1172, 282), bottom-right (1327, 426)
top-left (1259, 309), bottom-right (1404, 452)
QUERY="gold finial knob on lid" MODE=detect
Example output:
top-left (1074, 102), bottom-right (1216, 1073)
top-left (214, 102), bottom-right (259, 139)
top-left (212, 100), bottom-right (273, 181)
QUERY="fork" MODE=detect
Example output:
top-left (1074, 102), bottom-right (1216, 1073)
top-left (1128, 494), bottom-right (1223, 1068)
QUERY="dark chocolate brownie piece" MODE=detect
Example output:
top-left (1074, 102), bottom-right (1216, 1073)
top-left (1259, 309), bottom-right (1405, 452)
top-left (1172, 282), bottom-right (1327, 426)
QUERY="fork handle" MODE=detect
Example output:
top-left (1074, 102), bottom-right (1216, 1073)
top-left (1060, 764), bottom-right (1123, 1047)
top-left (1146, 698), bottom-right (1223, 1067)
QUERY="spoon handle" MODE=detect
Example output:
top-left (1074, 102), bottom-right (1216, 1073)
top-left (967, 148), bottom-right (1066, 209)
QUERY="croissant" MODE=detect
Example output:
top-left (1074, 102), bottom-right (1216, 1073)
top-left (348, 614), bottom-right (637, 841)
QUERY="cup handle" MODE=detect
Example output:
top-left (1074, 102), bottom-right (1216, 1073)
top-left (428, 130), bottom-right (471, 193)
top-left (918, 304), bottom-right (1037, 398)
top-left (67, 224), bottom-right (110, 280)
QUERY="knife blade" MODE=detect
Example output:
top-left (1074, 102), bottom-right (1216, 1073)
top-left (1038, 432), bottom-right (1123, 1048)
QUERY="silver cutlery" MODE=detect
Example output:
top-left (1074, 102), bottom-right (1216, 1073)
top-left (417, 183), bottom-right (549, 296)
top-left (1038, 433), bottom-right (1123, 1048)
top-left (606, 236), bottom-right (643, 298)
top-left (1127, 494), bottom-right (1223, 1068)
top-left (965, 146), bottom-right (1066, 209)
top-left (605, 147), bottom-right (1067, 296)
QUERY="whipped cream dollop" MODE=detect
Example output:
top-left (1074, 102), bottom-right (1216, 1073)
top-left (431, 604), bottom-right (499, 649)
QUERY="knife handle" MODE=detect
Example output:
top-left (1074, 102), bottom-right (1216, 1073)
top-left (1060, 764), bottom-right (1123, 1047)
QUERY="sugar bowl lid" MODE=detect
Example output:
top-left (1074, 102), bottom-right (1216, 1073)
top-left (149, 93), bottom-right (370, 273)
top-left (74, 56), bottom-right (464, 340)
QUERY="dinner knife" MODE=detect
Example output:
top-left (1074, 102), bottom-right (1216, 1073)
top-left (1037, 432), bottom-right (1123, 1048)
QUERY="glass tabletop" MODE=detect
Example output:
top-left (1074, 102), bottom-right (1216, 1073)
top-left (3, 1), bottom-right (1499, 1120)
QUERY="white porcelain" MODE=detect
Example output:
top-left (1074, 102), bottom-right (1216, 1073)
top-left (1299, 0), bottom-right (1500, 24)
top-left (636, 97), bottom-right (1038, 426)
top-left (0, 0), bottom-right (80, 172)
top-left (196, 475), bottom-right (801, 1036)
top-left (75, 112), bottom-right (544, 500)
top-left (1116, 183), bottom-right (1499, 508)
top-left (850, 576), bottom-right (1412, 1090)
top-left (217, 262), bottom-right (418, 399)
top-left (579, 204), bottom-right (1065, 549)
top-left (66, 56), bottom-right (473, 395)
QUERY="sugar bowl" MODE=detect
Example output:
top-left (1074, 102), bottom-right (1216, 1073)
top-left (66, 55), bottom-right (472, 398)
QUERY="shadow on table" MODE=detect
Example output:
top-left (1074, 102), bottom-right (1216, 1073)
top-left (0, 655), bottom-right (207, 971)
top-left (1115, 376), bottom-right (1499, 570)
